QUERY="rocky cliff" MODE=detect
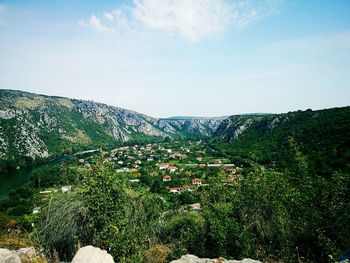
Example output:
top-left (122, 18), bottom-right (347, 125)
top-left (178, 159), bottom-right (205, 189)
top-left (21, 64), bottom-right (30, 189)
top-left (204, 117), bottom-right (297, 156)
top-left (0, 89), bottom-right (224, 166)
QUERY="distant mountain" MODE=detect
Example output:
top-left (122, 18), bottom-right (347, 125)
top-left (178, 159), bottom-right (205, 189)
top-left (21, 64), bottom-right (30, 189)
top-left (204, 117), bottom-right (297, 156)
top-left (213, 107), bottom-right (350, 173)
top-left (166, 116), bottom-right (228, 120)
top-left (0, 89), bottom-right (224, 168)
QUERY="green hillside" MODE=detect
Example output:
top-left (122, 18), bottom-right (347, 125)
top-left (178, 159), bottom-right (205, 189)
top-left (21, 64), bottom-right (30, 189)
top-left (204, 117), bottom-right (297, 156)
top-left (213, 107), bottom-right (350, 173)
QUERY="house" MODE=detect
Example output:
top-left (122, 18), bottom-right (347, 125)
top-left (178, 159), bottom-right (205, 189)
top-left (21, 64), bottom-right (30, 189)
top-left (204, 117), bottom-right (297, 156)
top-left (131, 168), bottom-right (139, 173)
top-left (181, 185), bottom-right (193, 192)
top-left (116, 167), bottom-right (130, 173)
top-left (192, 178), bottom-right (202, 186)
top-left (163, 175), bottom-right (171, 182)
top-left (189, 203), bottom-right (202, 213)
top-left (117, 161), bottom-right (124, 165)
top-left (135, 160), bottom-right (142, 165)
top-left (78, 159), bottom-right (84, 163)
top-left (207, 164), bottom-right (222, 167)
top-left (199, 164), bottom-right (207, 168)
top-left (214, 159), bottom-right (222, 164)
top-left (129, 179), bottom-right (140, 183)
top-left (61, 185), bottom-right (72, 193)
top-left (159, 163), bottom-right (169, 170)
top-left (196, 157), bottom-right (203, 162)
top-left (168, 187), bottom-right (182, 193)
top-left (168, 166), bottom-right (178, 173)
top-left (32, 207), bottom-right (40, 214)
top-left (39, 190), bottom-right (52, 194)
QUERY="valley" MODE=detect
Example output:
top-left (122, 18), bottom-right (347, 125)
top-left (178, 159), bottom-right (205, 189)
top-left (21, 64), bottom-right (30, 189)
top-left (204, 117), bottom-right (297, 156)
top-left (0, 90), bottom-right (349, 263)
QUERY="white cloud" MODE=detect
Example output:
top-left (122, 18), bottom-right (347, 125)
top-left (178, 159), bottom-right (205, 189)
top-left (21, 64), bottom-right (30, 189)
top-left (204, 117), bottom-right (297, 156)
top-left (79, 0), bottom-right (283, 42)
top-left (79, 15), bottom-right (116, 33)
top-left (132, 0), bottom-right (233, 42)
top-left (103, 12), bottom-right (114, 22)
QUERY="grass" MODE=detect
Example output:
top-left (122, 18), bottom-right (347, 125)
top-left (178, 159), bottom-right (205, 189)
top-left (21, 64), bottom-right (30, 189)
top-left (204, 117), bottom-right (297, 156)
top-left (0, 231), bottom-right (48, 263)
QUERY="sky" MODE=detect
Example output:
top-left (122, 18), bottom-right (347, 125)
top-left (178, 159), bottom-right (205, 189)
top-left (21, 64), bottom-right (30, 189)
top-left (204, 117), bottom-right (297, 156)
top-left (0, 0), bottom-right (349, 118)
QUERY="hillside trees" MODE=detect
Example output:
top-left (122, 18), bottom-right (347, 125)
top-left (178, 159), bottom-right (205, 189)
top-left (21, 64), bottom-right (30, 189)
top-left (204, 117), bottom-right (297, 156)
top-left (37, 162), bottom-right (163, 262)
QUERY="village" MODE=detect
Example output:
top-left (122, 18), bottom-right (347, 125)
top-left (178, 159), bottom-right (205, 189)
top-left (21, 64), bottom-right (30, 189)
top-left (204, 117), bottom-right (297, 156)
top-left (78, 140), bottom-right (244, 196)
top-left (30, 140), bottom-right (244, 216)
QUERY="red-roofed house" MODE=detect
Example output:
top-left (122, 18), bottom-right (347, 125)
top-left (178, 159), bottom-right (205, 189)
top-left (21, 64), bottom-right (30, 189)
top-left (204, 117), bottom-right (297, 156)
top-left (168, 166), bottom-right (178, 173)
top-left (163, 175), bottom-right (171, 182)
top-left (168, 187), bottom-right (182, 193)
top-left (159, 164), bottom-right (169, 170)
top-left (192, 178), bottom-right (202, 186)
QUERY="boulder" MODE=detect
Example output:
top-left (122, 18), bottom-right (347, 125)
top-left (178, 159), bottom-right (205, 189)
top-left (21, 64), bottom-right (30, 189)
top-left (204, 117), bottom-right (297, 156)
top-left (0, 248), bottom-right (21, 263)
top-left (16, 247), bottom-right (39, 262)
top-left (71, 245), bottom-right (114, 263)
top-left (170, 254), bottom-right (261, 263)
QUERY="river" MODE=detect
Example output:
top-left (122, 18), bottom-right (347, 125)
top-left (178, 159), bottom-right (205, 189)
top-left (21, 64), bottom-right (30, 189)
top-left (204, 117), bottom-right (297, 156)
top-left (0, 149), bottom-right (98, 201)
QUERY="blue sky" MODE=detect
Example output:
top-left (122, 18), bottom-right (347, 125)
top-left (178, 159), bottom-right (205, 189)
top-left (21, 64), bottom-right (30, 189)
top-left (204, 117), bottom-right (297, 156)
top-left (0, 0), bottom-right (349, 117)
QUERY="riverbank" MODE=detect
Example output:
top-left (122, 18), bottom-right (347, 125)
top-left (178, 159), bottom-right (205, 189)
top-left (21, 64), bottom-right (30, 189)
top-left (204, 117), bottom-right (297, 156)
top-left (0, 149), bottom-right (99, 201)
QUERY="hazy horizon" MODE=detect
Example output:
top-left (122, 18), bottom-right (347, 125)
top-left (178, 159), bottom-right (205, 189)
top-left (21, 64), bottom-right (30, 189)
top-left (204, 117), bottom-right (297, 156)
top-left (1, 0), bottom-right (350, 118)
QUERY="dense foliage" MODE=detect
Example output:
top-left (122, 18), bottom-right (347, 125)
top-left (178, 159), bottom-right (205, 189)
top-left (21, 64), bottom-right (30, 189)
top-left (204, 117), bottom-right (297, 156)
top-left (0, 106), bottom-right (349, 262)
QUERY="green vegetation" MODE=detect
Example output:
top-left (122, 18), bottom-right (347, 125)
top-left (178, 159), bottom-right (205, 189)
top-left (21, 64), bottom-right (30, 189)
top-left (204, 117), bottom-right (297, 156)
top-left (0, 105), bottom-right (349, 262)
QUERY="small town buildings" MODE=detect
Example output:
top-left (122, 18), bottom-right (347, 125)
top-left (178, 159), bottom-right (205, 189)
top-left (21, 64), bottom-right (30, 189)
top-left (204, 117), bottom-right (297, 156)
top-left (181, 185), bottom-right (193, 192)
top-left (32, 207), bottom-right (40, 214)
top-left (39, 190), bottom-right (52, 194)
top-left (207, 164), bottom-right (222, 167)
top-left (163, 175), bottom-right (171, 182)
top-left (129, 179), bottom-right (140, 183)
top-left (61, 185), bottom-right (72, 193)
top-left (116, 167), bottom-right (130, 173)
top-left (159, 163), bottom-right (169, 170)
top-left (168, 166), bottom-right (178, 173)
top-left (189, 203), bottom-right (202, 213)
top-left (192, 178), bottom-right (202, 186)
top-left (168, 187), bottom-right (182, 193)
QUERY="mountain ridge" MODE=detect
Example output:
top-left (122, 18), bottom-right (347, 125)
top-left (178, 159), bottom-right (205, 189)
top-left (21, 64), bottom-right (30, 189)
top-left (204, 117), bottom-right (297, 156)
top-left (0, 89), bottom-right (224, 169)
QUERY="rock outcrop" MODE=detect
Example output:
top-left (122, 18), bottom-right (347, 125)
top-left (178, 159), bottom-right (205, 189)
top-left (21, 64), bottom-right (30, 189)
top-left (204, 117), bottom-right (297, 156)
top-left (0, 89), bottom-right (224, 164)
top-left (71, 245), bottom-right (114, 263)
top-left (0, 248), bottom-right (21, 263)
top-left (0, 247), bottom-right (44, 263)
top-left (170, 254), bottom-right (261, 263)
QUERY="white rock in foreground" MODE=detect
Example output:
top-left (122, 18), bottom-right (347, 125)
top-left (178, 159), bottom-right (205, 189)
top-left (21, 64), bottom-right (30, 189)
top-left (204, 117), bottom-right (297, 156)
top-left (170, 254), bottom-right (261, 263)
top-left (71, 245), bottom-right (114, 263)
top-left (0, 248), bottom-right (21, 263)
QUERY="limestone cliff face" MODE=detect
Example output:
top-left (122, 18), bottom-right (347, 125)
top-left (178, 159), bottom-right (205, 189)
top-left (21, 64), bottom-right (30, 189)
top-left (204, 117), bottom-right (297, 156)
top-left (0, 89), bottom-right (225, 163)
top-left (213, 113), bottom-right (293, 142)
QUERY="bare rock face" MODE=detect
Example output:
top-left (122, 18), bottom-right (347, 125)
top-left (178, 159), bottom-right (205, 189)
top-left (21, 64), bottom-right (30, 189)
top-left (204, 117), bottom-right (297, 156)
top-left (0, 248), bottom-right (21, 263)
top-left (170, 254), bottom-right (262, 263)
top-left (71, 246), bottom-right (114, 263)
